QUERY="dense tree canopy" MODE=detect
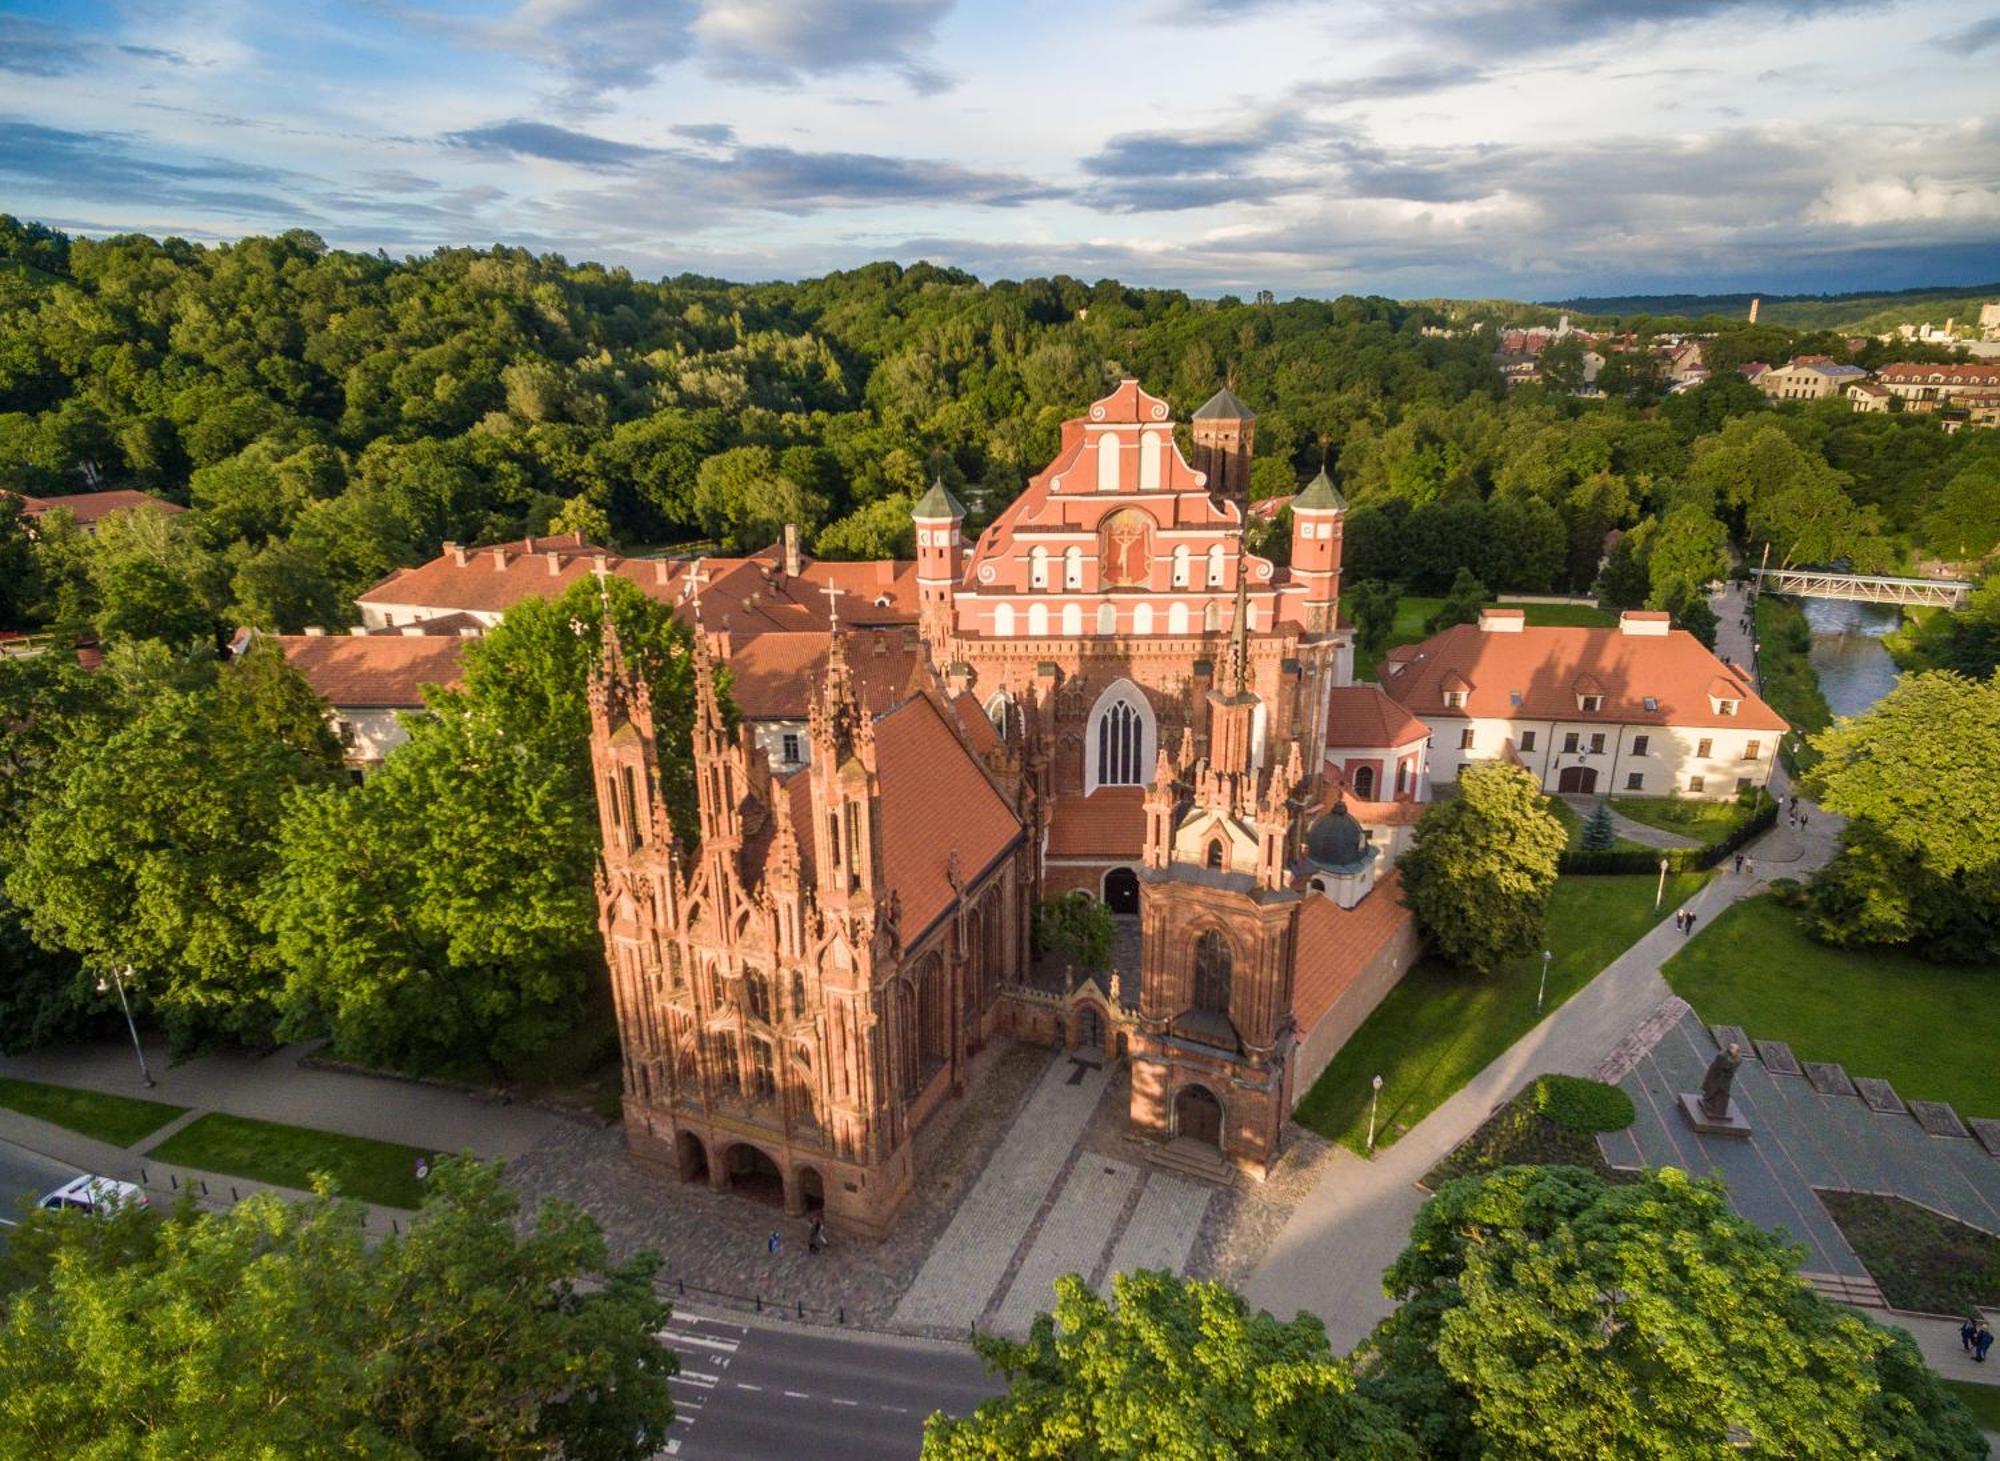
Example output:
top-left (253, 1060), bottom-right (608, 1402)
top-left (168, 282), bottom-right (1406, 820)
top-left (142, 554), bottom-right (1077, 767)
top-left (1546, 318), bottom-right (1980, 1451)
top-left (0, 1159), bottom-right (678, 1458)
top-left (1805, 672), bottom-right (2000, 960)
top-left (1362, 1165), bottom-right (1985, 1460)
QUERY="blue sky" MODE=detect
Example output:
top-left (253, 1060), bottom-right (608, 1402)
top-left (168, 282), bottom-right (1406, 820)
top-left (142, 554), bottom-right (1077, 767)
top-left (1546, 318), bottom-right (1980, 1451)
top-left (2, 0), bottom-right (1997, 298)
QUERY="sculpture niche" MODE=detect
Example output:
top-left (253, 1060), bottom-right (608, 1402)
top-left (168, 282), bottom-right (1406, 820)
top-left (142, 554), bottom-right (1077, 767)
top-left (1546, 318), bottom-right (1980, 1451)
top-left (1679, 1040), bottom-right (1753, 1137)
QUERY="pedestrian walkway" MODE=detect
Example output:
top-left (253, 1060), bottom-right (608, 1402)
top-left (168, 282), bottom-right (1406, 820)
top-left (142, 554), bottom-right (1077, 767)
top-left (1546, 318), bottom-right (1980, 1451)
top-left (893, 1055), bottom-right (1113, 1331)
top-left (1561, 793), bottom-right (1699, 850)
top-left (0, 1036), bottom-right (567, 1160)
top-left (1245, 808), bottom-right (1839, 1354)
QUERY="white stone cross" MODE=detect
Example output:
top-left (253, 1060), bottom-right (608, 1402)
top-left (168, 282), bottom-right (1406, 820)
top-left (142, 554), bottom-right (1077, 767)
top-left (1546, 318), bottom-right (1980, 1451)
top-left (818, 581), bottom-right (846, 632)
top-left (681, 559), bottom-right (712, 619)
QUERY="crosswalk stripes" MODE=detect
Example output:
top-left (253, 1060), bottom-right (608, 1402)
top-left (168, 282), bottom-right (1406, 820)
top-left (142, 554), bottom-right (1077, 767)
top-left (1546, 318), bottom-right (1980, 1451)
top-left (655, 1309), bottom-right (747, 1458)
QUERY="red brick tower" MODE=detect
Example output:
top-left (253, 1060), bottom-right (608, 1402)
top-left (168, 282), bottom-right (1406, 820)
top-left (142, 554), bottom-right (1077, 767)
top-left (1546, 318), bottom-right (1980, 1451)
top-left (1190, 387), bottom-right (1255, 503)
top-left (1289, 466), bottom-right (1345, 635)
top-left (911, 477), bottom-right (964, 656)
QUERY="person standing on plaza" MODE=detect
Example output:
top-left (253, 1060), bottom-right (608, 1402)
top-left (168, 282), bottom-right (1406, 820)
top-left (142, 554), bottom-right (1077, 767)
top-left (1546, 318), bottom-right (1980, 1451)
top-left (768, 1230), bottom-right (782, 1258)
top-left (1977, 1322), bottom-right (1994, 1362)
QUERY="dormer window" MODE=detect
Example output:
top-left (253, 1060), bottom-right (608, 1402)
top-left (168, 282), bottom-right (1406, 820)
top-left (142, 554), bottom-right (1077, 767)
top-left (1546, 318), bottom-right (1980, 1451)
top-left (1578, 694), bottom-right (1602, 713)
top-left (1444, 690), bottom-right (1467, 709)
top-left (1717, 699), bottom-right (1737, 717)
top-left (1509, 691), bottom-right (1523, 707)
top-left (1642, 696), bottom-right (1658, 712)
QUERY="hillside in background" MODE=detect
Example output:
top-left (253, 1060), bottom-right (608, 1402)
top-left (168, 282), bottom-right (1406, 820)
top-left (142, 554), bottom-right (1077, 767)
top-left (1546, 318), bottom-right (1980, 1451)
top-left (1546, 283), bottom-right (2000, 333)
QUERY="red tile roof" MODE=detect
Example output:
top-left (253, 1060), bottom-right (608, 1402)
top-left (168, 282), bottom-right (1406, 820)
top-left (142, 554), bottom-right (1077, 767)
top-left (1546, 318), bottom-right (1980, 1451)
top-left (783, 694), bottom-right (1021, 941)
top-left (275, 634), bottom-right (466, 708)
top-left (1046, 787), bottom-right (1146, 858)
top-left (719, 630), bottom-right (925, 719)
top-left (1323, 685), bottom-right (1427, 750)
top-left (1379, 622), bottom-right (1786, 732)
top-left (949, 692), bottom-right (1002, 757)
top-left (1878, 363), bottom-right (2000, 387)
top-left (9, 489), bottom-right (184, 526)
top-left (1291, 871), bottom-right (1415, 1030)
top-left (356, 535), bottom-right (919, 633)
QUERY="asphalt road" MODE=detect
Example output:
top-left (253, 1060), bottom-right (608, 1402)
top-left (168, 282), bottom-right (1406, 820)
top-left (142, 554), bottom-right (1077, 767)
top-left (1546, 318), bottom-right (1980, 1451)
top-left (0, 1136), bottom-right (76, 1247)
top-left (660, 1308), bottom-right (1001, 1460)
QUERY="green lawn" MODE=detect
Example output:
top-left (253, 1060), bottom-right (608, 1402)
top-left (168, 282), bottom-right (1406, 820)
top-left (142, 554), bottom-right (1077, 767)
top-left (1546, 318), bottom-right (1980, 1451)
top-left (1610, 790), bottom-right (1772, 848)
top-left (0, 1077), bottom-right (186, 1147)
top-left (1295, 871), bottom-right (1710, 1152)
top-left (1937, 1380), bottom-right (2000, 1432)
top-left (1818, 1190), bottom-right (2000, 1315)
top-left (145, 1112), bottom-right (430, 1209)
top-left (1664, 895), bottom-right (2000, 1119)
top-left (1546, 794), bottom-right (1650, 854)
top-left (1753, 596), bottom-right (1831, 773)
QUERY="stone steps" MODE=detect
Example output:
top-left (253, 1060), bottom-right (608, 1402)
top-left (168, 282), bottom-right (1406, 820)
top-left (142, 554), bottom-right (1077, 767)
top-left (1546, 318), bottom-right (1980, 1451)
top-left (1805, 1270), bottom-right (1887, 1309)
top-left (1146, 1136), bottom-right (1233, 1186)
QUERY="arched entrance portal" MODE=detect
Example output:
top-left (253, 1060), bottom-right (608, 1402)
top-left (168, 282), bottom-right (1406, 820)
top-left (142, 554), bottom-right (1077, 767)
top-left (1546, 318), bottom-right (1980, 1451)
top-left (1174, 1084), bottom-right (1224, 1147)
top-left (722, 1143), bottom-right (785, 1204)
top-left (1103, 866), bottom-right (1139, 915)
top-left (1075, 1003), bottom-right (1104, 1053)
top-left (1556, 765), bottom-right (1599, 794)
top-left (796, 1165), bottom-right (825, 1214)
top-left (674, 1131), bottom-right (709, 1183)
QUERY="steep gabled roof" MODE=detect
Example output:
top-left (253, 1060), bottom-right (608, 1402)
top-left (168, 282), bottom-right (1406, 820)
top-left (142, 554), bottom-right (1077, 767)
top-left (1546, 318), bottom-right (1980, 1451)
top-left (1193, 386), bottom-right (1254, 421)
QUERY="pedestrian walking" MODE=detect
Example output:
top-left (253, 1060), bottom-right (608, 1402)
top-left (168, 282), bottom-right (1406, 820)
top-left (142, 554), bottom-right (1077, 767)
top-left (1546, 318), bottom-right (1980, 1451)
top-left (808, 1216), bottom-right (826, 1255)
top-left (1962, 1315), bottom-right (1980, 1353)
top-left (1683, 910), bottom-right (1697, 937)
top-left (1977, 1323), bottom-right (1994, 1363)
top-left (1799, 812), bottom-right (1808, 830)
top-left (768, 1230), bottom-right (782, 1258)
top-left (1744, 857), bottom-right (1756, 881)
top-left (1733, 852), bottom-right (1745, 875)
top-left (1788, 811), bottom-right (1797, 830)
top-left (1789, 794), bottom-right (1798, 813)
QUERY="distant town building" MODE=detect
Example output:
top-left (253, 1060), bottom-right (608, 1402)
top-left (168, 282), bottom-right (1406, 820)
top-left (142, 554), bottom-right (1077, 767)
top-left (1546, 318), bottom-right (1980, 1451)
top-left (259, 628), bottom-right (470, 770)
top-left (3, 489), bottom-right (183, 535)
top-left (1846, 379), bottom-right (1892, 413)
top-left (1875, 361), bottom-right (2000, 408)
top-left (1755, 356), bottom-right (1869, 401)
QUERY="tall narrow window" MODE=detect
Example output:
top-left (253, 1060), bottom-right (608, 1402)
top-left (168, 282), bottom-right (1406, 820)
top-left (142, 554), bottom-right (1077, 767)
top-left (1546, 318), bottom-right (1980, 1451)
top-left (1064, 546), bottom-right (1083, 589)
top-left (1205, 839), bottom-right (1224, 870)
top-left (1192, 930), bottom-right (1232, 1016)
top-left (1168, 602), bottom-right (1190, 635)
top-left (750, 1039), bottom-right (776, 1099)
top-left (1140, 430), bottom-right (1162, 491)
top-left (1133, 603), bottom-right (1153, 635)
top-left (1097, 602), bottom-right (1117, 635)
top-left (1096, 698), bottom-right (1143, 786)
top-left (1206, 544), bottom-right (1225, 587)
top-left (620, 765), bottom-right (641, 849)
top-left (1029, 546), bottom-right (1049, 589)
top-left (791, 970), bottom-right (807, 1019)
top-left (1172, 545), bottom-right (1191, 588)
top-left (1061, 603), bottom-right (1082, 637)
top-left (1097, 434), bottom-right (1120, 491)
top-left (1028, 603), bottom-right (1049, 637)
top-left (993, 603), bottom-right (1015, 636)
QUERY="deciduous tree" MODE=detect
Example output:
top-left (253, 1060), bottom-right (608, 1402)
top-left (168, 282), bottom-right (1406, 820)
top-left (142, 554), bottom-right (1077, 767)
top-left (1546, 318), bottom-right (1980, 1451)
top-left (1397, 761), bottom-right (1567, 973)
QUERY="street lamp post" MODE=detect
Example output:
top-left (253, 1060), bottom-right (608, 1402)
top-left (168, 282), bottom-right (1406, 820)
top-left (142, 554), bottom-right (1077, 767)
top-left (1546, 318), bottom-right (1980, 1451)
top-left (1654, 855), bottom-right (1669, 911)
top-left (1367, 1073), bottom-right (1384, 1154)
top-left (1538, 948), bottom-right (1552, 1015)
top-left (97, 965), bottom-right (153, 1088)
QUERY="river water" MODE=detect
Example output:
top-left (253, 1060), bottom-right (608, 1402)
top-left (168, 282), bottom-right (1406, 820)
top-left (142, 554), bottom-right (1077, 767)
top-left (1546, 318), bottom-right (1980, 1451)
top-left (1800, 598), bottom-right (1903, 719)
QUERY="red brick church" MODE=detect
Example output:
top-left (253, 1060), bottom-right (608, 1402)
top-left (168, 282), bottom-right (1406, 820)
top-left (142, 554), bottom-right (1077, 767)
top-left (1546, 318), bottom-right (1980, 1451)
top-left (587, 380), bottom-right (1423, 1236)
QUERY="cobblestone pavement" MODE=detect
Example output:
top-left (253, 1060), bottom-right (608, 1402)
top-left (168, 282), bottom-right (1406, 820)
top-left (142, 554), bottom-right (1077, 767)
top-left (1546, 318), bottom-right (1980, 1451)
top-left (506, 1040), bottom-right (1050, 1329)
top-left (991, 1155), bottom-right (1140, 1335)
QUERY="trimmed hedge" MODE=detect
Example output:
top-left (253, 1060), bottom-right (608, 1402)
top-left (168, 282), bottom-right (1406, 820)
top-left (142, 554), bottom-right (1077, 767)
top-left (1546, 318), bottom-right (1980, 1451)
top-left (1560, 795), bottom-right (1778, 876)
top-left (1533, 1074), bottom-right (1636, 1133)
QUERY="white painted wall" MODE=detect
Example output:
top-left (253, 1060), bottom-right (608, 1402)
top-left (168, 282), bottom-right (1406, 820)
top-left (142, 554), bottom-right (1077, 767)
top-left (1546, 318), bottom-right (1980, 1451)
top-left (1419, 715), bottom-right (1776, 799)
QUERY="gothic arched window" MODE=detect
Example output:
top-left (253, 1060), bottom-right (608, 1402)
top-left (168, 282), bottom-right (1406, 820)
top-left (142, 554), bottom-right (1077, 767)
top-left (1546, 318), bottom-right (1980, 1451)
top-left (1206, 544), bottom-right (1225, 587)
top-left (1352, 765), bottom-right (1376, 800)
top-left (791, 970), bottom-right (807, 1019)
top-left (745, 974), bottom-right (771, 1023)
top-left (1193, 930), bottom-right (1232, 1016)
top-left (1205, 839), bottom-right (1224, 870)
top-left (1063, 546), bottom-right (1084, 589)
top-left (1096, 697), bottom-right (1144, 787)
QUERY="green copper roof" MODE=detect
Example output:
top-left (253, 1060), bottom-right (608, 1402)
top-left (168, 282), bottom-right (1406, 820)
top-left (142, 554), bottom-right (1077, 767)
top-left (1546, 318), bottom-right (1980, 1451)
top-left (912, 477), bottom-right (966, 520)
top-left (1192, 387), bottom-right (1254, 421)
top-left (1294, 466), bottom-right (1346, 512)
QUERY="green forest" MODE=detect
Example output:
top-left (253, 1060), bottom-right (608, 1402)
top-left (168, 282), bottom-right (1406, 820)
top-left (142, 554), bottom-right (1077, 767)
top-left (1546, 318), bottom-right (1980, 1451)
top-left (1, 212), bottom-right (1997, 1077)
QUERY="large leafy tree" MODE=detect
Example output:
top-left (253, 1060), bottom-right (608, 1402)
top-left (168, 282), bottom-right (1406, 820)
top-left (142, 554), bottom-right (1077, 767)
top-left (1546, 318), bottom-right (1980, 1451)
top-left (5, 657), bottom-right (341, 1046)
top-left (1362, 1165), bottom-right (1986, 1460)
top-left (266, 575), bottom-right (698, 1073)
top-left (0, 1159), bottom-right (678, 1458)
top-left (1805, 671), bottom-right (2000, 960)
top-left (922, 1270), bottom-right (1416, 1460)
top-left (1397, 762), bottom-right (1568, 974)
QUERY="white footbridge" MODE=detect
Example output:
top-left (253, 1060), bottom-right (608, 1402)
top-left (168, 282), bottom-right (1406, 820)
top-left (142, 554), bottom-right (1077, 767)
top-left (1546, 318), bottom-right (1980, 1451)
top-left (1753, 567), bottom-right (1972, 609)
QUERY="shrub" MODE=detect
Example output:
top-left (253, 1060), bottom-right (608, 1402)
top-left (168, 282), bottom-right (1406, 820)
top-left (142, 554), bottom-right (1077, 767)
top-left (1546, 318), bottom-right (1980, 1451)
top-left (1533, 1074), bottom-right (1636, 1132)
top-left (1769, 876), bottom-right (1809, 908)
top-left (1032, 891), bottom-right (1114, 970)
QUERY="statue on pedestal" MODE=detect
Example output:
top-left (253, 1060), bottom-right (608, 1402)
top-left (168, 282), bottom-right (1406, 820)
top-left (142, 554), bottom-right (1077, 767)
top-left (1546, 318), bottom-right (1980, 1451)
top-left (1700, 1042), bottom-right (1743, 1122)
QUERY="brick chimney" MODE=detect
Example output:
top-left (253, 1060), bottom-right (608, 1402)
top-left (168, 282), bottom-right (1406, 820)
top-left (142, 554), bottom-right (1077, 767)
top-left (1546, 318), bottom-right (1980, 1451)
top-left (445, 541), bottom-right (466, 567)
top-left (783, 523), bottom-right (801, 579)
top-left (654, 559), bottom-right (670, 586)
top-left (490, 547), bottom-right (507, 572)
top-left (547, 551), bottom-right (562, 576)
top-left (302, 625), bottom-right (326, 637)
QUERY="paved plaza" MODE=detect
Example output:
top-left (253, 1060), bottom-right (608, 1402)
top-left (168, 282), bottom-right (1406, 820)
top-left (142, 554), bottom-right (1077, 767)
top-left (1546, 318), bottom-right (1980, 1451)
top-left (1602, 1010), bottom-right (2000, 1279)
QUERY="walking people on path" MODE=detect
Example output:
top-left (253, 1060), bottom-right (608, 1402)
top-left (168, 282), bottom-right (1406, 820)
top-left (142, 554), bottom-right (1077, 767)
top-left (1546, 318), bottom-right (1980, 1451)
top-left (1682, 910), bottom-right (1697, 937)
top-left (1733, 852), bottom-right (1745, 875)
top-left (1963, 1315), bottom-right (1980, 1353)
top-left (1977, 1323), bottom-right (1994, 1363)
top-left (807, 1216), bottom-right (826, 1255)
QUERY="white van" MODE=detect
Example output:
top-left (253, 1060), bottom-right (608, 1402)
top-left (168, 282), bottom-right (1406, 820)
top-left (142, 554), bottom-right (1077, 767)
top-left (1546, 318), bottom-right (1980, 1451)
top-left (38, 1175), bottom-right (149, 1216)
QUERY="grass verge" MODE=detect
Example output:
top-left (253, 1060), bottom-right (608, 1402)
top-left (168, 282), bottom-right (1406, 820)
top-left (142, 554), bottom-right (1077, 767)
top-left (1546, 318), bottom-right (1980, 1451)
top-left (1423, 1075), bottom-right (1633, 1191)
top-left (1753, 595), bottom-right (1831, 774)
top-left (1547, 794), bottom-right (1652, 854)
top-left (146, 1112), bottom-right (430, 1209)
top-left (1937, 1380), bottom-right (2000, 1432)
top-left (1610, 790), bottom-right (1773, 848)
top-left (1664, 895), bottom-right (2000, 1119)
top-left (0, 1076), bottom-right (186, 1147)
top-left (1817, 1190), bottom-right (2000, 1316)
top-left (1295, 871), bottom-right (1709, 1153)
